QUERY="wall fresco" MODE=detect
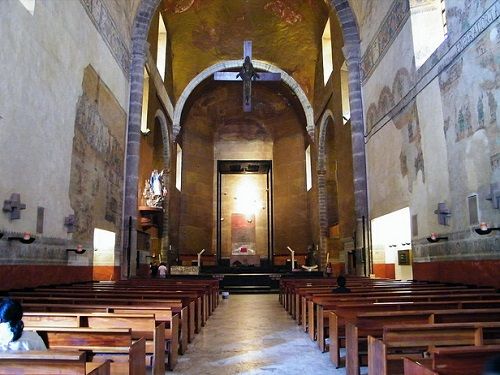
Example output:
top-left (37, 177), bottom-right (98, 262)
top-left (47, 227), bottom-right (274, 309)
top-left (79, 0), bottom-right (130, 76)
top-left (69, 66), bottom-right (126, 244)
top-left (360, 0), bottom-right (411, 83)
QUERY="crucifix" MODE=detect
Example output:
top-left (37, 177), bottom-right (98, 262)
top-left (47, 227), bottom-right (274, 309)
top-left (214, 41), bottom-right (281, 112)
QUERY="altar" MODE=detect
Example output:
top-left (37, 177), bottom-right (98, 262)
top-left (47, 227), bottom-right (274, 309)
top-left (230, 254), bottom-right (260, 267)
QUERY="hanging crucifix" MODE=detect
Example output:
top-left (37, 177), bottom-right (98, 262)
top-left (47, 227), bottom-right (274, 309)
top-left (214, 41), bottom-right (281, 112)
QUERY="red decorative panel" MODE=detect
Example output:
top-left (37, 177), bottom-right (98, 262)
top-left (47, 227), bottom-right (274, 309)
top-left (92, 266), bottom-right (121, 281)
top-left (0, 265), bottom-right (92, 291)
top-left (0, 265), bottom-right (122, 291)
top-left (373, 263), bottom-right (396, 279)
top-left (413, 260), bottom-right (500, 288)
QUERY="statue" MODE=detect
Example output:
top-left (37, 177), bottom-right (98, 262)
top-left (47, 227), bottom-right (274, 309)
top-left (237, 56), bottom-right (260, 105)
top-left (143, 169), bottom-right (167, 208)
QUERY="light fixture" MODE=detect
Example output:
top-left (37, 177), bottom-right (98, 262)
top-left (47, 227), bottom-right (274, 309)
top-left (475, 222), bottom-right (500, 235)
top-left (426, 232), bottom-right (448, 243)
top-left (7, 232), bottom-right (35, 244)
top-left (66, 244), bottom-right (86, 254)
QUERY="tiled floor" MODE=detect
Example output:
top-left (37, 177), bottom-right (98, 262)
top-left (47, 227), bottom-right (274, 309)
top-left (169, 294), bottom-right (365, 375)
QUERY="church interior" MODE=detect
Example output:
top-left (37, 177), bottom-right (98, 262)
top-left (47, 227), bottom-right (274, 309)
top-left (0, 0), bottom-right (499, 373)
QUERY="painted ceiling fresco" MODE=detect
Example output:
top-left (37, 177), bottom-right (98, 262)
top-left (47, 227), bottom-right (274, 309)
top-left (160, 0), bottom-right (329, 103)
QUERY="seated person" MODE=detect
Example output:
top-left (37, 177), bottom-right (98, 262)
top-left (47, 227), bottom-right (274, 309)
top-left (0, 298), bottom-right (46, 351)
top-left (332, 275), bottom-right (351, 293)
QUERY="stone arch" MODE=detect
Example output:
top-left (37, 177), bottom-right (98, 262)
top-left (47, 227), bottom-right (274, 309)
top-left (122, 0), bottom-right (162, 277)
top-left (123, 0), bottom-right (366, 275)
top-left (153, 109), bottom-right (171, 262)
top-left (172, 60), bottom-right (314, 138)
top-left (317, 110), bottom-right (335, 266)
top-left (330, 0), bottom-right (368, 222)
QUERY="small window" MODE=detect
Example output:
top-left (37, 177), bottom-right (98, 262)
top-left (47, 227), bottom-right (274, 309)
top-left (18, 0), bottom-right (35, 15)
top-left (176, 144), bottom-right (182, 191)
top-left (305, 145), bottom-right (312, 191)
top-left (340, 61), bottom-right (350, 124)
top-left (410, 0), bottom-right (447, 68)
top-left (322, 19), bottom-right (333, 85)
top-left (157, 13), bottom-right (167, 81)
top-left (140, 67), bottom-right (150, 135)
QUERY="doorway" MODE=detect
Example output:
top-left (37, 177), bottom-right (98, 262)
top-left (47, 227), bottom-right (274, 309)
top-left (216, 161), bottom-right (273, 266)
top-left (371, 207), bottom-right (413, 280)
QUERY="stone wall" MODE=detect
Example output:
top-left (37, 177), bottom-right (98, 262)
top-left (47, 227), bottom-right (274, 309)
top-left (358, 0), bottom-right (499, 285)
top-left (0, 1), bottom-right (129, 287)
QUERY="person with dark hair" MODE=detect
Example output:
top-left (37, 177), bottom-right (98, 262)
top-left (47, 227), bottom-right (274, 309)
top-left (484, 354), bottom-right (500, 375)
top-left (0, 298), bottom-right (46, 351)
top-left (332, 275), bottom-right (351, 293)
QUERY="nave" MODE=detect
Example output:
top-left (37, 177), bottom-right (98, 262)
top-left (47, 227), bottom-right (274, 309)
top-left (170, 294), bottom-right (351, 375)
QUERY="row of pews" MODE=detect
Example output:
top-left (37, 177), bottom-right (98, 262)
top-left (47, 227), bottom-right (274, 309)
top-left (0, 277), bottom-right (219, 374)
top-left (280, 275), bottom-right (500, 375)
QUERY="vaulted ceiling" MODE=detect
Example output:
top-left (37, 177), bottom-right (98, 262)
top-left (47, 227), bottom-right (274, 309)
top-left (160, 0), bottom-right (331, 103)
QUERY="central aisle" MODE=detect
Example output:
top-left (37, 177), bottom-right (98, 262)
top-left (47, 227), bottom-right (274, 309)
top-left (170, 294), bottom-right (353, 375)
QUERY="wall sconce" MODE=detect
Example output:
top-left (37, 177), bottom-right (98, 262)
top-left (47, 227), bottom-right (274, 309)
top-left (66, 244), bottom-right (86, 254)
top-left (475, 222), bottom-right (500, 235)
top-left (7, 232), bottom-right (35, 244)
top-left (426, 232), bottom-right (448, 243)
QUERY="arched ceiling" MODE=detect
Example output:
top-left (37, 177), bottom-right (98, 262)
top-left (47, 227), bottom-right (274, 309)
top-left (160, 0), bottom-right (330, 103)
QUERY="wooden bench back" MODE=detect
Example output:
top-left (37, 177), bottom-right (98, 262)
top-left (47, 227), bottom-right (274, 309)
top-left (0, 350), bottom-right (110, 375)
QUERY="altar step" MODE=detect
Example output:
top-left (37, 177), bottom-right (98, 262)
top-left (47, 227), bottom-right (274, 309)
top-left (217, 273), bottom-right (281, 293)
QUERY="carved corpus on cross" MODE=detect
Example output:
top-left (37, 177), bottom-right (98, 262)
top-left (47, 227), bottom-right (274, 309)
top-left (214, 41), bottom-right (281, 112)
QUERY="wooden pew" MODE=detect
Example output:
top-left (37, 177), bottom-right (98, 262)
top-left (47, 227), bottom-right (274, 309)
top-left (12, 289), bottom-right (202, 339)
top-left (0, 351), bottom-right (110, 375)
top-left (343, 311), bottom-right (500, 375)
top-left (24, 312), bottom-right (165, 374)
top-left (32, 327), bottom-right (146, 375)
top-left (15, 295), bottom-right (191, 354)
top-left (328, 301), bottom-right (500, 362)
top-left (295, 282), bottom-right (462, 324)
top-left (42, 284), bottom-right (211, 325)
top-left (309, 290), bottom-right (500, 342)
top-left (403, 345), bottom-right (500, 375)
top-left (368, 322), bottom-right (500, 375)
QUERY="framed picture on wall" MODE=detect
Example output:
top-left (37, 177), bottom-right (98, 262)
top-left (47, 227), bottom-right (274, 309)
top-left (398, 250), bottom-right (411, 265)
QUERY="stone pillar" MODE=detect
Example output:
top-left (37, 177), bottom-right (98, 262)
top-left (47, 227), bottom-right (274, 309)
top-left (342, 45), bottom-right (368, 220)
top-left (343, 44), bottom-right (369, 275)
top-left (317, 168), bottom-right (329, 269)
top-left (122, 44), bottom-right (148, 279)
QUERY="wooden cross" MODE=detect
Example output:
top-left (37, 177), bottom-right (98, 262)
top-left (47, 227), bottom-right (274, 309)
top-left (214, 41), bottom-right (281, 112)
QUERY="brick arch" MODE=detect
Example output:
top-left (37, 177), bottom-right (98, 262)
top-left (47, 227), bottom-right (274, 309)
top-left (172, 60), bottom-right (314, 138)
top-left (123, 0), bottom-right (367, 274)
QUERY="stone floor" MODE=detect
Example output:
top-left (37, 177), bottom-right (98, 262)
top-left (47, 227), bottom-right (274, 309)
top-left (169, 294), bottom-right (367, 375)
